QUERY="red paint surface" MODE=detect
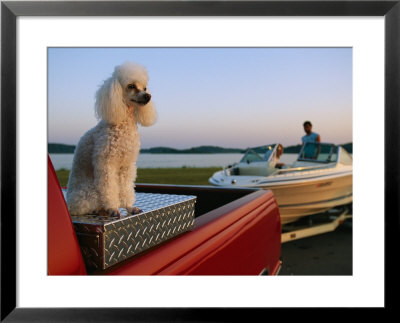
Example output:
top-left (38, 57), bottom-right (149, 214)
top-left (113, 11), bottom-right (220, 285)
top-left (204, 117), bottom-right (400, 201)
top-left (48, 156), bottom-right (86, 275)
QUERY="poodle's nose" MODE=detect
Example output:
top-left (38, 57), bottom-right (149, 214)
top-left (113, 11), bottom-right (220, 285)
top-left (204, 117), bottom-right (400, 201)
top-left (143, 93), bottom-right (151, 103)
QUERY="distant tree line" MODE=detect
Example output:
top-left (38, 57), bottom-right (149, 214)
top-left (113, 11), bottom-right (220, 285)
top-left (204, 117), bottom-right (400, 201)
top-left (48, 142), bottom-right (352, 154)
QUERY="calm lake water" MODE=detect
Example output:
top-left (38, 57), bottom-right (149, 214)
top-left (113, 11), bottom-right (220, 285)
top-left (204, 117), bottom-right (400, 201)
top-left (50, 153), bottom-right (298, 170)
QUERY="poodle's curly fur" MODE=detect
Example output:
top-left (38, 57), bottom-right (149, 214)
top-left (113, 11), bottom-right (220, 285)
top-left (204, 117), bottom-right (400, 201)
top-left (66, 62), bottom-right (157, 216)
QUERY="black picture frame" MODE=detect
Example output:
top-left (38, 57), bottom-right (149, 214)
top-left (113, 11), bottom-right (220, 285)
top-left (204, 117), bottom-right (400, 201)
top-left (1, 1), bottom-right (398, 321)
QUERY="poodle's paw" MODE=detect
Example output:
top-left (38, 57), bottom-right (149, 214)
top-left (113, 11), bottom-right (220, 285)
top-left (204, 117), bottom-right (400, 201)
top-left (105, 208), bottom-right (121, 218)
top-left (91, 207), bottom-right (103, 215)
top-left (126, 206), bottom-right (143, 215)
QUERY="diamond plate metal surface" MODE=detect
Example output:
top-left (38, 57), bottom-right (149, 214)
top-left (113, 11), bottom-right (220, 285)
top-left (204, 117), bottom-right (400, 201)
top-left (65, 192), bottom-right (196, 270)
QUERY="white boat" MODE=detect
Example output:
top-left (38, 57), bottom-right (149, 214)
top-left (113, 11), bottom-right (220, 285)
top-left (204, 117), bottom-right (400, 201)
top-left (209, 142), bottom-right (353, 224)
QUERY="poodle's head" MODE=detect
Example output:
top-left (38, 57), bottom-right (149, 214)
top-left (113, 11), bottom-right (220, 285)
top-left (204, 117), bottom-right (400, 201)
top-left (95, 62), bottom-right (157, 126)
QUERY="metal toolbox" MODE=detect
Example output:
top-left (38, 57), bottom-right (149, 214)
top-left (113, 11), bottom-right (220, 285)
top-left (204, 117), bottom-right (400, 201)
top-left (69, 192), bottom-right (196, 270)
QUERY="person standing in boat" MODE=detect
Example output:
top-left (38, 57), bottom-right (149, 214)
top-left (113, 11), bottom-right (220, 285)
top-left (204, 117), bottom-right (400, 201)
top-left (301, 121), bottom-right (321, 159)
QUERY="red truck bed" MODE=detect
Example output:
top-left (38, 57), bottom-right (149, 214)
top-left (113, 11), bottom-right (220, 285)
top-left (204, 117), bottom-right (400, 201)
top-left (48, 156), bottom-right (282, 275)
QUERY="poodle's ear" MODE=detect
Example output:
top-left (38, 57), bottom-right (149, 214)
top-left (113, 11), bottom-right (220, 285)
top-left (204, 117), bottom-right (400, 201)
top-left (135, 101), bottom-right (157, 126)
top-left (95, 78), bottom-right (126, 124)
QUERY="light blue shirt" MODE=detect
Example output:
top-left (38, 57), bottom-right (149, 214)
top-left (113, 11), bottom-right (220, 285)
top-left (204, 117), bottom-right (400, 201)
top-left (302, 132), bottom-right (319, 158)
top-left (302, 132), bottom-right (319, 144)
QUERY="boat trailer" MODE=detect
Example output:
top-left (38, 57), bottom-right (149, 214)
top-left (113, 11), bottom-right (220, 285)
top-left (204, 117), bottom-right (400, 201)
top-left (281, 205), bottom-right (352, 243)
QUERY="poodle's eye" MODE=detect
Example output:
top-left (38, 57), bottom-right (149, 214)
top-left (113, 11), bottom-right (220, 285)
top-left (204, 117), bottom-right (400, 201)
top-left (127, 84), bottom-right (137, 90)
top-left (144, 87), bottom-right (147, 91)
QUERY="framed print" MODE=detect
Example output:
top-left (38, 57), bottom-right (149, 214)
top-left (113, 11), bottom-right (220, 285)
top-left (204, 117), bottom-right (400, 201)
top-left (2, 0), bottom-right (399, 320)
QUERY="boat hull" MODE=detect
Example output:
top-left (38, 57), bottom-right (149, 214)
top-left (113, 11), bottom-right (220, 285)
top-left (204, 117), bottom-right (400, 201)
top-left (269, 173), bottom-right (352, 224)
top-left (210, 170), bottom-right (352, 224)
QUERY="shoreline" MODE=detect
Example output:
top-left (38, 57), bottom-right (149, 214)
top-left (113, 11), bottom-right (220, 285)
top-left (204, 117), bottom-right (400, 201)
top-left (55, 167), bottom-right (221, 187)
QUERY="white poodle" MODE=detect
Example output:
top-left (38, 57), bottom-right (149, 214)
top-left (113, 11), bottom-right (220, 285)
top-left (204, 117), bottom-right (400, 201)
top-left (66, 62), bottom-right (157, 217)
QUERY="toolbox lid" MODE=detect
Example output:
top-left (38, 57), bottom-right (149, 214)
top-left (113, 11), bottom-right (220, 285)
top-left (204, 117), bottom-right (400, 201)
top-left (64, 191), bottom-right (196, 233)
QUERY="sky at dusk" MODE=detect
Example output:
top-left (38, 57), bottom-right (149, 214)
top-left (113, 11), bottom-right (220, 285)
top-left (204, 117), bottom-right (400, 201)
top-left (48, 47), bottom-right (352, 149)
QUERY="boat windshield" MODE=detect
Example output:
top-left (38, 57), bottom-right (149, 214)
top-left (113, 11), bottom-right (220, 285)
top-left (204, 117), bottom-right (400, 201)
top-left (239, 149), bottom-right (263, 163)
top-left (262, 145), bottom-right (277, 162)
top-left (239, 145), bottom-right (277, 163)
top-left (339, 147), bottom-right (352, 165)
top-left (297, 142), bottom-right (338, 163)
